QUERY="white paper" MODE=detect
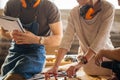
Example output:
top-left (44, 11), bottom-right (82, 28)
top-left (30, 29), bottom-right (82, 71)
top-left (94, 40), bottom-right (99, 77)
top-left (0, 16), bottom-right (25, 32)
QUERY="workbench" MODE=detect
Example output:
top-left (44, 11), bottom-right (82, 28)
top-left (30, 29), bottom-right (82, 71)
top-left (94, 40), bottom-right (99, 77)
top-left (27, 63), bottom-right (112, 80)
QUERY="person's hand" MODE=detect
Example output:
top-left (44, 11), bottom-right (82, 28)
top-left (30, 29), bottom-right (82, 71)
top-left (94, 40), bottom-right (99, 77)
top-left (11, 30), bottom-right (39, 44)
top-left (0, 26), bottom-right (11, 39)
top-left (44, 66), bottom-right (58, 80)
top-left (95, 50), bottom-right (104, 66)
top-left (0, 27), bottom-right (5, 36)
top-left (66, 64), bottom-right (82, 78)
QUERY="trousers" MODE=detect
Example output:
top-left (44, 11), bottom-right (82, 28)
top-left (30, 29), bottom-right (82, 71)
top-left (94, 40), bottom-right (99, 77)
top-left (102, 61), bottom-right (120, 79)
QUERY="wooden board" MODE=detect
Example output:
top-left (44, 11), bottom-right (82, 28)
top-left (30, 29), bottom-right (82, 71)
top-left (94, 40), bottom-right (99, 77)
top-left (45, 57), bottom-right (72, 66)
top-left (45, 46), bottom-right (59, 55)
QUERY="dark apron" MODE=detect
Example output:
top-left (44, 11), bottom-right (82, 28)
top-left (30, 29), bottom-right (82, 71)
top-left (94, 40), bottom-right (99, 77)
top-left (1, 21), bottom-right (46, 79)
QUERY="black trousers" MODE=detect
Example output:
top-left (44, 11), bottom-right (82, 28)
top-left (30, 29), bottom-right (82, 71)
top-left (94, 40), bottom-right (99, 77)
top-left (102, 61), bottom-right (120, 79)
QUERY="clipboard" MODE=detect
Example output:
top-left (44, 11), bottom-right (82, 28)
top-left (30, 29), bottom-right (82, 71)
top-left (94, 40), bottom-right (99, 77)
top-left (0, 16), bottom-right (25, 32)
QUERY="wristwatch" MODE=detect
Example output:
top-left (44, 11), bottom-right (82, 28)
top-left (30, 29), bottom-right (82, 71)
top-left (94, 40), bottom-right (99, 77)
top-left (39, 37), bottom-right (45, 45)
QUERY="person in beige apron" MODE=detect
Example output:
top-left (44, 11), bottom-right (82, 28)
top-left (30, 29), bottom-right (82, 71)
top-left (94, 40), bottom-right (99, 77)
top-left (45, 0), bottom-right (115, 79)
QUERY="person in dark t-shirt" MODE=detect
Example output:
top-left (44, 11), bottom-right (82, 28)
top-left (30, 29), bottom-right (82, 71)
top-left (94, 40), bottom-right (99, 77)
top-left (0, 0), bottom-right (63, 80)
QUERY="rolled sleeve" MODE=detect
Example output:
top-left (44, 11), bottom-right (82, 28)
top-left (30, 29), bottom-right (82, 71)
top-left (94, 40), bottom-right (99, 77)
top-left (59, 12), bottom-right (76, 51)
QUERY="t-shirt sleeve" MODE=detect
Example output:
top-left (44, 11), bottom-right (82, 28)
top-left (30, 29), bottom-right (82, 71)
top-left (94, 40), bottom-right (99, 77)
top-left (4, 0), bottom-right (11, 16)
top-left (4, 0), bottom-right (20, 17)
top-left (44, 1), bottom-right (61, 24)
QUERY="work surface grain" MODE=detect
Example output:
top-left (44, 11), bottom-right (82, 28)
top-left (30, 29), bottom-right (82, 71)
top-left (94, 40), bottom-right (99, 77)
top-left (27, 63), bottom-right (112, 80)
top-left (0, 62), bottom-right (112, 80)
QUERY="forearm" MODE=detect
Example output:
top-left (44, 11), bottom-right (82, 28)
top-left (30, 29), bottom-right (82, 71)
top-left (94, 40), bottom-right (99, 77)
top-left (53, 48), bottom-right (68, 68)
top-left (41, 35), bottom-right (62, 47)
top-left (42, 21), bottom-right (63, 47)
top-left (102, 48), bottom-right (120, 61)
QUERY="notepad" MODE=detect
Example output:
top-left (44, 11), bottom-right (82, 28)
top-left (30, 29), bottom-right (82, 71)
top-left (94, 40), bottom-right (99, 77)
top-left (0, 16), bottom-right (25, 32)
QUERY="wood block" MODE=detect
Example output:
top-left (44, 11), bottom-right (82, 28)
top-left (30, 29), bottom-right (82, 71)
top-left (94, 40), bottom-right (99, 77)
top-left (45, 46), bottom-right (59, 55)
